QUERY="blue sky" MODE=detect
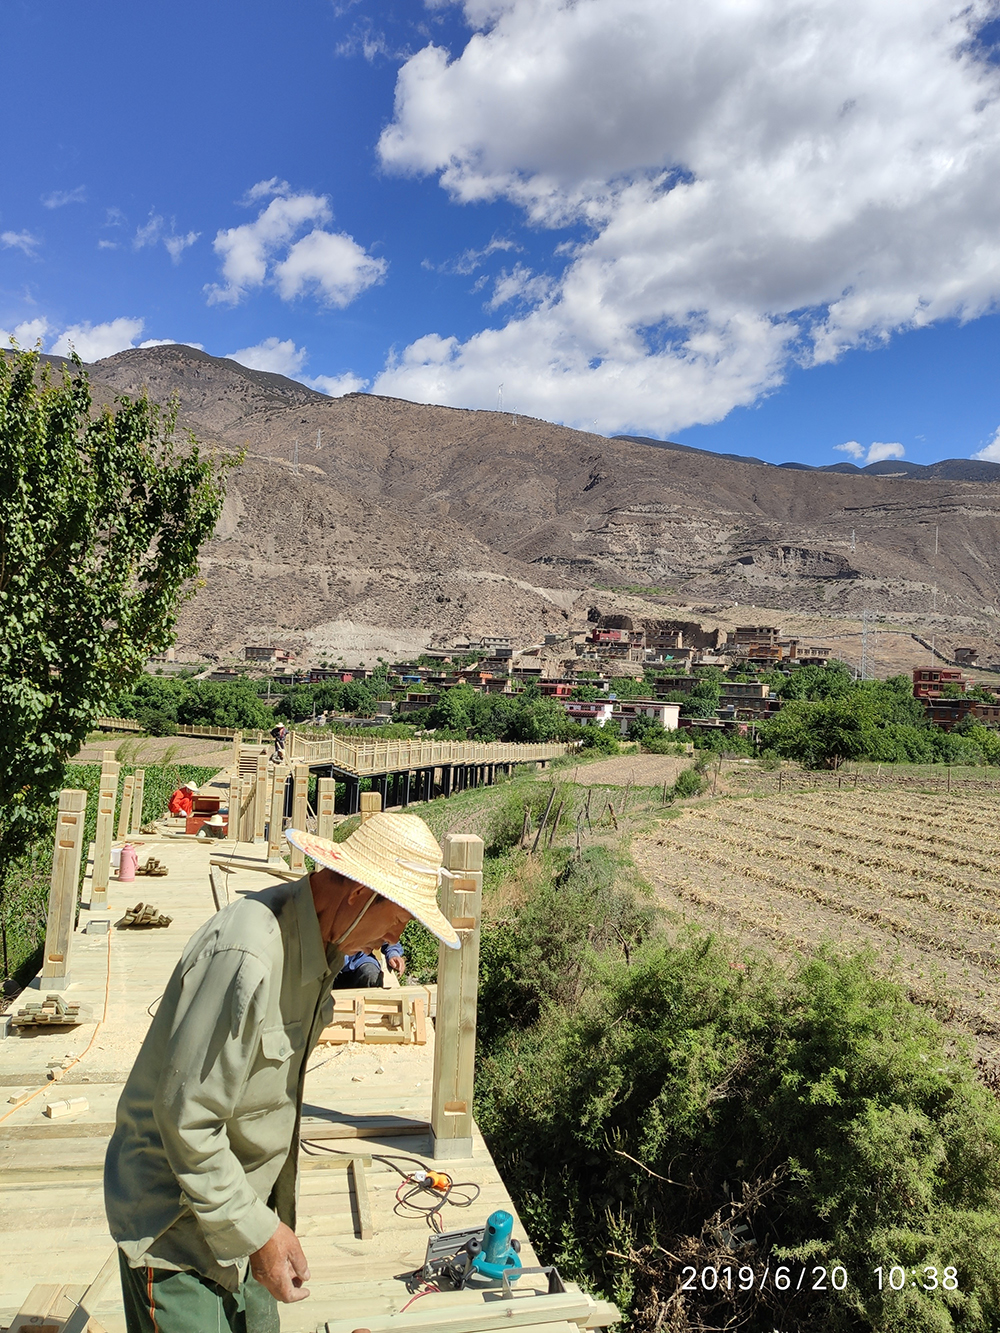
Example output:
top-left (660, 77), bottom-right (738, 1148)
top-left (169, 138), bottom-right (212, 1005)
top-left (3, 0), bottom-right (1000, 467)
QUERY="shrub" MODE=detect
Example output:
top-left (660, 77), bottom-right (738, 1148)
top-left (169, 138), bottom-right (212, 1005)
top-left (478, 940), bottom-right (1000, 1332)
top-left (673, 765), bottom-right (707, 799)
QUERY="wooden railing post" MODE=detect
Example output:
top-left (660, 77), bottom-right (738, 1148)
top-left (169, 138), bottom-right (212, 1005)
top-left (316, 778), bottom-right (337, 839)
top-left (116, 774), bottom-right (135, 841)
top-left (41, 790), bottom-right (88, 989)
top-left (128, 769), bottom-right (145, 836)
top-left (289, 764), bottom-right (309, 871)
top-left (359, 791), bottom-right (381, 823)
top-left (431, 833), bottom-right (483, 1160)
top-left (268, 766), bottom-right (289, 855)
top-left (254, 753), bottom-right (269, 841)
top-left (231, 730), bottom-right (243, 773)
top-left (90, 759), bottom-right (120, 910)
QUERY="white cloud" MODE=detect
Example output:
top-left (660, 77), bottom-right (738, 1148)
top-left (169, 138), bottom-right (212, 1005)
top-left (302, 371), bottom-right (368, 396)
top-left (134, 214), bottom-right (200, 263)
top-left (274, 229), bottom-right (386, 305)
top-left (243, 178), bottom-right (291, 204)
top-left (972, 428), bottom-right (1000, 463)
top-left (226, 337), bottom-right (367, 394)
top-left (41, 186), bottom-right (86, 208)
top-left (1, 231), bottom-right (41, 256)
top-left (487, 264), bottom-right (554, 310)
top-left (834, 441), bottom-right (865, 461)
top-left (835, 439), bottom-right (905, 464)
top-left (134, 213), bottom-right (163, 249)
top-left (138, 339), bottom-right (205, 350)
top-left (226, 337), bottom-right (308, 377)
top-left (0, 318), bottom-right (51, 348)
top-left (374, 0), bottom-right (1000, 433)
top-left (865, 442), bottom-right (906, 465)
top-left (164, 231), bottom-right (200, 263)
top-left (98, 239), bottom-right (119, 251)
top-left (207, 182), bottom-right (384, 307)
top-left (50, 317), bottom-right (145, 361)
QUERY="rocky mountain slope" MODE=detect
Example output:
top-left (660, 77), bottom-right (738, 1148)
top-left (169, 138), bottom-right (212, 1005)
top-left (77, 345), bottom-right (1000, 661)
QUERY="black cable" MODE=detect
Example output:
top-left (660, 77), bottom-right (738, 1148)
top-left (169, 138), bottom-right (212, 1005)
top-left (299, 1140), bottom-right (481, 1224)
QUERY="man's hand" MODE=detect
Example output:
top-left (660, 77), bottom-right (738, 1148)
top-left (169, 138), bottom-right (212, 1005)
top-left (388, 955), bottom-right (406, 977)
top-left (250, 1222), bottom-right (311, 1302)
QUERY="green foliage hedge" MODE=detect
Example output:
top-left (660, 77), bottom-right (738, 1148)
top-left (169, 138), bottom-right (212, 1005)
top-left (1, 761), bottom-right (217, 987)
top-left (474, 850), bottom-right (1000, 1332)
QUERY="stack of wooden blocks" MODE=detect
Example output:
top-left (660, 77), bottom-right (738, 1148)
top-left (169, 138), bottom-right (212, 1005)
top-left (11, 994), bottom-right (86, 1029)
top-left (317, 989), bottom-right (429, 1046)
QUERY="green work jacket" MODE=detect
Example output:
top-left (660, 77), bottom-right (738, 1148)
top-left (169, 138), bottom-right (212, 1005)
top-left (104, 873), bottom-right (337, 1290)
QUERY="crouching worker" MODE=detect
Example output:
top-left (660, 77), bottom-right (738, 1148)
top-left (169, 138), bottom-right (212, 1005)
top-left (104, 813), bottom-right (459, 1332)
top-left (167, 782), bottom-right (198, 817)
top-left (334, 940), bottom-right (406, 989)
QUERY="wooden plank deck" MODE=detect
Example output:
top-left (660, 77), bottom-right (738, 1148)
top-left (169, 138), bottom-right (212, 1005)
top-left (0, 824), bottom-right (614, 1332)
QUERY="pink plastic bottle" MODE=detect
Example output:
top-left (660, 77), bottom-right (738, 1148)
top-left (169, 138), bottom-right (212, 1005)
top-left (119, 843), bottom-right (138, 883)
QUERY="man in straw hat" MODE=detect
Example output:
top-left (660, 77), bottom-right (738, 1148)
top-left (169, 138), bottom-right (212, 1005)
top-left (105, 811), bottom-right (458, 1333)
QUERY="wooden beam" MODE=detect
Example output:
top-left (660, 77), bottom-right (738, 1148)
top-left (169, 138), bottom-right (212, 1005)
top-left (349, 1156), bottom-right (374, 1239)
top-left (289, 764), bottom-right (309, 871)
top-left (89, 761), bottom-right (119, 910)
top-left (115, 773), bottom-right (134, 842)
top-left (128, 768), bottom-right (146, 836)
top-left (431, 833), bottom-right (483, 1159)
top-left (268, 766), bottom-right (289, 855)
top-left (254, 752), bottom-right (269, 841)
top-left (317, 776), bottom-right (337, 839)
top-left (318, 1292), bottom-right (592, 1333)
top-left (40, 790), bottom-right (88, 989)
top-left (359, 790), bottom-right (382, 823)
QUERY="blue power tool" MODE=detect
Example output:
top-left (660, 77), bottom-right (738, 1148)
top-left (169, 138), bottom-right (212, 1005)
top-left (468, 1210), bottom-right (522, 1282)
top-left (421, 1209), bottom-right (523, 1289)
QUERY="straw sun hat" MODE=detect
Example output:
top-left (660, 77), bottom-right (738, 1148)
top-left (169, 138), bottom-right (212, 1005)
top-left (284, 812), bottom-right (460, 949)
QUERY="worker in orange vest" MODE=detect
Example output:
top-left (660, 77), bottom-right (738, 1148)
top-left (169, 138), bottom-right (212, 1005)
top-left (167, 783), bottom-right (199, 817)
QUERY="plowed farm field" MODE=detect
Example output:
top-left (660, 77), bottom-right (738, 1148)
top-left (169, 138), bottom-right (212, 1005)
top-left (633, 789), bottom-right (1000, 1061)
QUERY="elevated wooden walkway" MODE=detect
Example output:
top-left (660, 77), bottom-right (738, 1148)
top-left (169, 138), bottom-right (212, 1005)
top-left (0, 783), bottom-right (616, 1333)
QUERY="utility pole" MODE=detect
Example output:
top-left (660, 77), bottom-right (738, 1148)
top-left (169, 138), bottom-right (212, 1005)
top-left (860, 608), bottom-right (870, 681)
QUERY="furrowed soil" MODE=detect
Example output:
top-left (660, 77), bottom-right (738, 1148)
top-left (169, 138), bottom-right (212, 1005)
top-left (633, 788), bottom-right (1000, 1067)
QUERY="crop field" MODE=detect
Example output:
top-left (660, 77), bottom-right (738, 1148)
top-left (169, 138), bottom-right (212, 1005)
top-left (633, 788), bottom-right (1000, 1064)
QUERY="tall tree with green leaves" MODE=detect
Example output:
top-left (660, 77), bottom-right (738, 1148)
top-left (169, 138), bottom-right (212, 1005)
top-left (0, 348), bottom-right (230, 977)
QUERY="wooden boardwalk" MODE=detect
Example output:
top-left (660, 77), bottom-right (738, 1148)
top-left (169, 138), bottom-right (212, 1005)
top-left (0, 800), bottom-right (616, 1331)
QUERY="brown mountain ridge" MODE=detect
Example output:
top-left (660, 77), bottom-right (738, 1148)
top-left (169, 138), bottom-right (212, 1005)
top-left (72, 344), bottom-right (1000, 661)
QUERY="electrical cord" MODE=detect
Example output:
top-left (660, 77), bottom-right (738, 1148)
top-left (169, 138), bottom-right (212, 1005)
top-left (298, 1141), bottom-right (481, 1228)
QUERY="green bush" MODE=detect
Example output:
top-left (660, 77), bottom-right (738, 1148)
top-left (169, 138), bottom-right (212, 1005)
top-left (477, 939), bottom-right (1000, 1332)
top-left (673, 765), bottom-right (707, 799)
top-left (1, 760), bottom-right (216, 987)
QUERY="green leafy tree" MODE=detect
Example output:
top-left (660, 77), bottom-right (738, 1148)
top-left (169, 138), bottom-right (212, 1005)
top-left (0, 348), bottom-right (229, 976)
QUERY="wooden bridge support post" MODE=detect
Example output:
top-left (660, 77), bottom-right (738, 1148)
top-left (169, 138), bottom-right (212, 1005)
top-left (359, 791), bottom-right (381, 823)
top-left (268, 767), bottom-right (289, 855)
top-left (91, 759), bottom-right (120, 910)
top-left (41, 790), bottom-right (89, 990)
top-left (431, 832), bottom-right (484, 1160)
top-left (402, 771), bottom-right (411, 808)
top-left (128, 769), bottom-right (146, 835)
top-left (317, 778), bottom-right (337, 839)
top-left (254, 753), bottom-right (269, 842)
top-left (377, 773), bottom-right (389, 807)
top-left (116, 774), bottom-right (135, 842)
top-left (289, 765), bottom-right (309, 872)
top-left (442, 766), bottom-right (453, 798)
